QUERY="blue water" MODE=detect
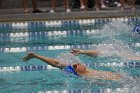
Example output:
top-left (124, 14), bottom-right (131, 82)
top-left (0, 18), bottom-right (140, 93)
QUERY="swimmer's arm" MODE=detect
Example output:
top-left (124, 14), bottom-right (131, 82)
top-left (25, 53), bottom-right (67, 69)
top-left (70, 49), bottom-right (99, 56)
top-left (120, 51), bottom-right (140, 60)
top-left (79, 50), bottom-right (99, 56)
top-left (127, 56), bottom-right (140, 60)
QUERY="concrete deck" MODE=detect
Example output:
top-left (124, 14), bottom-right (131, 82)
top-left (0, 6), bottom-right (140, 22)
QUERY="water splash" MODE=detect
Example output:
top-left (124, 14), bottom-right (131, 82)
top-left (56, 20), bottom-right (139, 93)
top-left (96, 40), bottom-right (135, 59)
top-left (91, 20), bottom-right (139, 91)
top-left (57, 53), bottom-right (85, 65)
top-left (94, 20), bottom-right (133, 38)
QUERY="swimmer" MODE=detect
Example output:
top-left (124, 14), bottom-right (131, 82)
top-left (70, 49), bottom-right (140, 60)
top-left (23, 52), bottom-right (122, 81)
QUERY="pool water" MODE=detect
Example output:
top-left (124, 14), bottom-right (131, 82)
top-left (0, 18), bottom-right (140, 93)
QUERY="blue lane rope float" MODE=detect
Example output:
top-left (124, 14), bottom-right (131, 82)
top-left (0, 62), bottom-right (140, 72)
top-left (0, 17), bottom-right (139, 32)
top-left (1, 44), bottom-right (94, 53)
top-left (124, 62), bottom-right (140, 68)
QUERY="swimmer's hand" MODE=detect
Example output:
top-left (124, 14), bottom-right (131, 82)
top-left (23, 52), bottom-right (35, 62)
top-left (70, 49), bottom-right (81, 56)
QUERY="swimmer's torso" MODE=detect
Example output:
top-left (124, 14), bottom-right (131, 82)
top-left (80, 69), bottom-right (122, 81)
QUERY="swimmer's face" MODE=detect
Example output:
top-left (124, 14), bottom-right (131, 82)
top-left (72, 63), bottom-right (86, 73)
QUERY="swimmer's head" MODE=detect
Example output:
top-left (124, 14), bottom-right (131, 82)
top-left (72, 63), bottom-right (86, 74)
top-left (64, 63), bottom-right (86, 76)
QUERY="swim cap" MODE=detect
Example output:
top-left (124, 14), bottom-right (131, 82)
top-left (63, 65), bottom-right (79, 76)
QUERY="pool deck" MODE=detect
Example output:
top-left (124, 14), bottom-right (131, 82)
top-left (0, 6), bottom-right (140, 22)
